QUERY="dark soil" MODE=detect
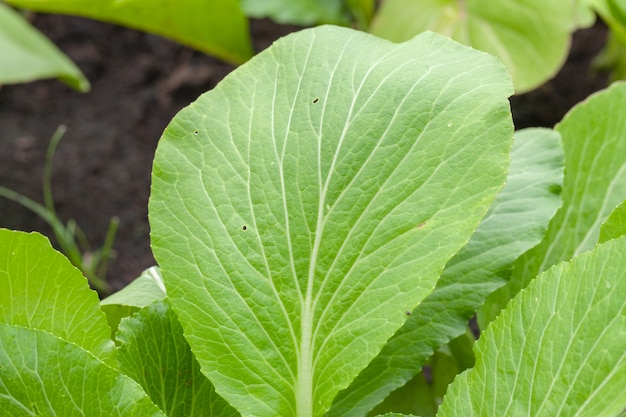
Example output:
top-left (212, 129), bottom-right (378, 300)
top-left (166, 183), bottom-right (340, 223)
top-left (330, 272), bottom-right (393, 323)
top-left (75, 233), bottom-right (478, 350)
top-left (0, 14), bottom-right (609, 293)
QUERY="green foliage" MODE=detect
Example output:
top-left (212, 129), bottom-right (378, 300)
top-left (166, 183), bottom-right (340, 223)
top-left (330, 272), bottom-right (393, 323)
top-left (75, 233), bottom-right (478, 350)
top-left (117, 300), bottom-right (238, 416)
top-left (2, 24), bottom-right (626, 417)
top-left (150, 26), bottom-right (513, 417)
top-left (369, 0), bottom-right (584, 93)
top-left (480, 81), bottom-right (626, 327)
top-left (327, 128), bottom-right (564, 416)
top-left (0, 3), bottom-right (89, 91)
top-left (5, 0), bottom-right (253, 65)
top-left (439, 236), bottom-right (626, 417)
top-left (592, 0), bottom-right (626, 81)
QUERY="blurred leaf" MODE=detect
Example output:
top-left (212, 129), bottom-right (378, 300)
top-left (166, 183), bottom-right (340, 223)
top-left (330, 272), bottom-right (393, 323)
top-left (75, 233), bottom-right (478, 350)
top-left (5, 0), bottom-right (252, 64)
top-left (347, 0), bottom-right (375, 27)
top-left (370, 0), bottom-right (578, 93)
top-left (0, 3), bottom-right (89, 91)
top-left (241, 0), bottom-right (348, 25)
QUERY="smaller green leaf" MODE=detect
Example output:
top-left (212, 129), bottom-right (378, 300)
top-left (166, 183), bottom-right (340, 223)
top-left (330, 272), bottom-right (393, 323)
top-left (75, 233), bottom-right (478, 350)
top-left (117, 300), bottom-right (238, 417)
top-left (599, 199), bottom-right (626, 242)
top-left (0, 228), bottom-right (115, 365)
top-left (100, 266), bottom-right (166, 337)
top-left (101, 266), bottom-right (166, 309)
top-left (0, 324), bottom-right (164, 416)
top-left (438, 236), bottom-right (626, 417)
top-left (0, 3), bottom-right (89, 91)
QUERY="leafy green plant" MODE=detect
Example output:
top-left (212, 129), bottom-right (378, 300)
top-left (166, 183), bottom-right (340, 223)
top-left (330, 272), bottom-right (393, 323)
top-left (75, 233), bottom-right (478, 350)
top-left (592, 0), bottom-right (626, 81)
top-left (368, 0), bottom-right (590, 93)
top-left (1, 25), bottom-right (625, 417)
top-left (0, 126), bottom-right (117, 293)
top-left (0, 2), bottom-right (89, 91)
top-left (4, 0), bottom-right (253, 65)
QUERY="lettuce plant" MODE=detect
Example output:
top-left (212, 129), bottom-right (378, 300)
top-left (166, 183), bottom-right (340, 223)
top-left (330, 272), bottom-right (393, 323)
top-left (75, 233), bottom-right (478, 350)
top-left (1, 26), bottom-right (625, 417)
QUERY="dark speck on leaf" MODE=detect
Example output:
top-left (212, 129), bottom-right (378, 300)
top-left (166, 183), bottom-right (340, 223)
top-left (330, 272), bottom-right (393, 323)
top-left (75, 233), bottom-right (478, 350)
top-left (242, 225), bottom-right (247, 231)
top-left (313, 98), bottom-right (319, 104)
top-left (193, 130), bottom-right (199, 135)
top-left (549, 184), bottom-right (563, 195)
top-left (405, 310), bottom-right (411, 316)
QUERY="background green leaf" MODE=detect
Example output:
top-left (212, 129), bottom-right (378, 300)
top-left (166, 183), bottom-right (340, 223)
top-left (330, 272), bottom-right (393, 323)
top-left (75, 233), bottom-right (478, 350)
top-left (328, 128), bottom-right (564, 417)
top-left (370, 0), bottom-right (578, 93)
top-left (0, 3), bottom-right (89, 91)
top-left (481, 81), bottom-right (626, 327)
top-left (150, 26), bottom-right (513, 417)
top-left (0, 323), bottom-right (165, 417)
top-left (5, 0), bottom-right (252, 64)
top-left (439, 236), bottom-right (626, 416)
top-left (241, 0), bottom-right (349, 25)
top-left (0, 228), bottom-right (115, 365)
top-left (117, 300), bottom-right (238, 417)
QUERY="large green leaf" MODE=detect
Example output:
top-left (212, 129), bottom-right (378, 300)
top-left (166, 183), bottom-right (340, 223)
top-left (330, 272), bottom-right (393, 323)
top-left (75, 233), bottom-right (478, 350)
top-left (327, 127), bottom-right (564, 416)
top-left (0, 3), bottom-right (89, 91)
top-left (117, 300), bottom-right (238, 417)
top-left (150, 26), bottom-right (513, 417)
top-left (0, 228), bottom-right (115, 365)
top-left (5, 0), bottom-right (252, 64)
top-left (481, 81), bottom-right (626, 326)
top-left (370, 0), bottom-right (578, 93)
top-left (438, 236), bottom-right (626, 416)
top-left (0, 323), bottom-right (164, 416)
